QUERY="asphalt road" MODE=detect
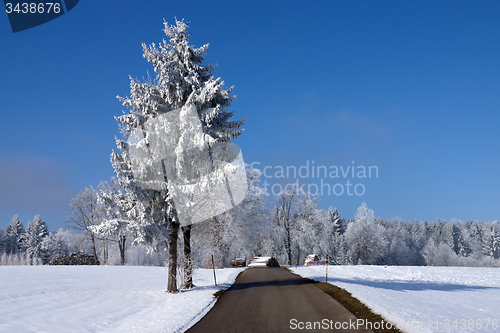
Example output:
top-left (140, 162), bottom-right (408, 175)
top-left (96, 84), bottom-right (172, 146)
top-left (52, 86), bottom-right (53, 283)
top-left (187, 267), bottom-right (375, 333)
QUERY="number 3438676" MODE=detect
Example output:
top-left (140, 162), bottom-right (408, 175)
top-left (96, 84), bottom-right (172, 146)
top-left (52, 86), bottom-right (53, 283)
top-left (5, 2), bottom-right (61, 14)
top-left (443, 319), bottom-right (498, 330)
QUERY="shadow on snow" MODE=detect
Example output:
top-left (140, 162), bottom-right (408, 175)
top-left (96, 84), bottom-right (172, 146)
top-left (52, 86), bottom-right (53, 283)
top-left (308, 275), bottom-right (497, 292)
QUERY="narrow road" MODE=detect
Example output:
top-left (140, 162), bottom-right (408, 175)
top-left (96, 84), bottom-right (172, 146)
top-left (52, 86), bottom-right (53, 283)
top-left (187, 267), bottom-right (374, 333)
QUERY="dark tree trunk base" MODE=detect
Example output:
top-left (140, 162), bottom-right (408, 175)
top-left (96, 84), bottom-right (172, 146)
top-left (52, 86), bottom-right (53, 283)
top-left (167, 222), bottom-right (180, 293)
top-left (182, 225), bottom-right (193, 289)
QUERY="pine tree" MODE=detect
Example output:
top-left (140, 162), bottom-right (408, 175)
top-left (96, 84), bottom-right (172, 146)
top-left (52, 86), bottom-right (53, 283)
top-left (328, 207), bottom-right (344, 235)
top-left (482, 225), bottom-right (500, 259)
top-left (21, 215), bottom-right (48, 263)
top-left (451, 223), bottom-right (471, 257)
top-left (5, 215), bottom-right (24, 254)
top-left (0, 227), bottom-right (6, 253)
top-left (111, 19), bottom-right (244, 292)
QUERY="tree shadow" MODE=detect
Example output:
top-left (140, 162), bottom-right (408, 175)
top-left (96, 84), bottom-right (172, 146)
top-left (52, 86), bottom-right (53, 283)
top-left (310, 276), bottom-right (497, 292)
top-left (229, 277), bottom-right (310, 291)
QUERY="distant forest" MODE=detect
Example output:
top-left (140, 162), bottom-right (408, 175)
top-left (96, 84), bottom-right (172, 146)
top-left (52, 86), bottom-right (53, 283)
top-left (1, 168), bottom-right (499, 268)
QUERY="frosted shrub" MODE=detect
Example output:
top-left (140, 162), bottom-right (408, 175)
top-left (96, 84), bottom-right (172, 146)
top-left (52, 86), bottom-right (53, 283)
top-left (0, 253), bottom-right (43, 266)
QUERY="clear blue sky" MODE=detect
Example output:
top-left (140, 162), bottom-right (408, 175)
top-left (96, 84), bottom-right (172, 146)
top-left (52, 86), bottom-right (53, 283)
top-left (1, 1), bottom-right (499, 230)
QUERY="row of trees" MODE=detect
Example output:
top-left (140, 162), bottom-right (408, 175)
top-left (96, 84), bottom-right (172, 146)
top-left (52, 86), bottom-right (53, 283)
top-left (2, 171), bottom-right (499, 269)
top-left (0, 216), bottom-right (79, 265)
top-left (263, 189), bottom-right (500, 267)
top-left (0, 215), bottom-right (49, 264)
top-left (62, 170), bottom-right (500, 270)
top-left (0, 213), bottom-right (171, 267)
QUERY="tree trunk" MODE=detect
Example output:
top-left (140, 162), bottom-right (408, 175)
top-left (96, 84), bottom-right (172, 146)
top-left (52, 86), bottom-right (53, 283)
top-left (182, 225), bottom-right (193, 289)
top-left (103, 238), bottom-right (108, 265)
top-left (167, 222), bottom-right (180, 293)
top-left (90, 234), bottom-right (98, 264)
top-left (119, 233), bottom-right (126, 265)
top-left (296, 244), bottom-right (300, 266)
top-left (286, 227), bottom-right (292, 266)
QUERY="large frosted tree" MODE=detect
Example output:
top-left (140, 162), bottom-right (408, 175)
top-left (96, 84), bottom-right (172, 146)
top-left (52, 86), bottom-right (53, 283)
top-left (111, 19), bottom-right (244, 292)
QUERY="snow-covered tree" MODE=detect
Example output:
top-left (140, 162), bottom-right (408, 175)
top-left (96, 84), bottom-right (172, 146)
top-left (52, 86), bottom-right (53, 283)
top-left (325, 207), bottom-right (349, 263)
top-left (293, 195), bottom-right (324, 264)
top-left (111, 19), bottom-right (244, 292)
top-left (92, 178), bottom-right (134, 265)
top-left (482, 224), bottom-right (500, 259)
top-left (384, 220), bottom-right (412, 265)
top-left (0, 227), bottom-right (6, 253)
top-left (233, 166), bottom-right (270, 258)
top-left (329, 207), bottom-right (345, 235)
top-left (330, 232), bottom-right (351, 264)
top-left (192, 165), bottom-right (269, 269)
top-left (451, 223), bottom-right (471, 257)
top-left (41, 228), bottom-right (73, 263)
top-left (21, 215), bottom-right (48, 263)
top-left (5, 215), bottom-right (24, 254)
top-left (407, 219), bottom-right (427, 265)
top-left (67, 186), bottom-right (102, 263)
top-left (345, 203), bottom-right (387, 265)
top-left (272, 186), bottom-right (299, 266)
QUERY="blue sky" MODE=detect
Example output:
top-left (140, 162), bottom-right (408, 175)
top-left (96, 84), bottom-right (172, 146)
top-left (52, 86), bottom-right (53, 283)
top-left (1, 1), bottom-right (499, 230)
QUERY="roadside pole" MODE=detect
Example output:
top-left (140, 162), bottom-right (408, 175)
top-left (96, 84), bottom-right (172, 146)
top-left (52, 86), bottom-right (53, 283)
top-left (325, 256), bottom-right (328, 283)
top-left (212, 254), bottom-right (217, 287)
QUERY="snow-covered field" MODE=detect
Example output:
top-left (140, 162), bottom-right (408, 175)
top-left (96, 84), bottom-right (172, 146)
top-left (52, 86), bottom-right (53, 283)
top-left (291, 265), bottom-right (500, 333)
top-left (0, 266), bottom-right (244, 333)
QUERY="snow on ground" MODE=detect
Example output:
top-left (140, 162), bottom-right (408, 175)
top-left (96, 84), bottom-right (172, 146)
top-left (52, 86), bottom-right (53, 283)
top-left (0, 266), bottom-right (244, 333)
top-left (291, 265), bottom-right (500, 333)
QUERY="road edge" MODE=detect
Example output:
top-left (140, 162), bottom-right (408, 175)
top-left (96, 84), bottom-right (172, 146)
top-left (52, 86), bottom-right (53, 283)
top-left (285, 268), bottom-right (404, 333)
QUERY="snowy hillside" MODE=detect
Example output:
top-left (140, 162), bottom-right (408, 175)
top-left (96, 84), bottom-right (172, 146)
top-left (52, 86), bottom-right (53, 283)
top-left (0, 266), bottom-right (244, 333)
top-left (292, 265), bottom-right (500, 333)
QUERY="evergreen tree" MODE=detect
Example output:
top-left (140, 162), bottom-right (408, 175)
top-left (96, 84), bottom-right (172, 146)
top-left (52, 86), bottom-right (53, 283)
top-left (5, 215), bottom-right (24, 254)
top-left (329, 207), bottom-right (344, 235)
top-left (21, 215), bottom-right (48, 262)
top-left (111, 19), bottom-right (244, 292)
top-left (451, 223), bottom-right (471, 257)
top-left (482, 225), bottom-right (500, 259)
top-left (440, 221), bottom-right (454, 248)
top-left (0, 227), bottom-right (6, 253)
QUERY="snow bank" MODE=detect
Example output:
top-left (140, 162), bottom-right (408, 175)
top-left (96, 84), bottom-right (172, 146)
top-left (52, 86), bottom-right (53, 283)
top-left (291, 265), bottom-right (500, 333)
top-left (0, 266), bottom-right (244, 333)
